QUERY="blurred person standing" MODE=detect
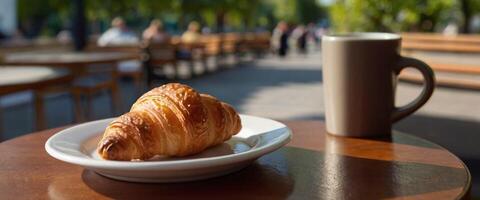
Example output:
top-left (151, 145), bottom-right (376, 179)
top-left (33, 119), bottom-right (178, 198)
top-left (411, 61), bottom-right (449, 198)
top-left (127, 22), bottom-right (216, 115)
top-left (143, 19), bottom-right (170, 43)
top-left (97, 17), bottom-right (139, 46)
top-left (291, 25), bottom-right (307, 54)
top-left (271, 21), bottom-right (289, 57)
top-left (181, 21), bottom-right (202, 43)
top-left (307, 23), bottom-right (319, 44)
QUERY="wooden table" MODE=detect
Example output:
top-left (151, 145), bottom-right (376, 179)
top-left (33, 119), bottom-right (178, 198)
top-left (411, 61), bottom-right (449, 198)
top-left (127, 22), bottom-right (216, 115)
top-left (3, 52), bottom-right (140, 122)
top-left (0, 66), bottom-right (72, 132)
top-left (3, 51), bottom-right (139, 75)
top-left (0, 121), bottom-right (470, 199)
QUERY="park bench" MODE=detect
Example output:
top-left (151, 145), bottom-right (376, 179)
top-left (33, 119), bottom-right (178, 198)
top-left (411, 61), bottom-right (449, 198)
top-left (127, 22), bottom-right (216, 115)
top-left (400, 32), bottom-right (480, 90)
top-left (85, 32), bottom-right (272, 84)
top-left (247, 32), bottom-right (271, 57)
top-left (220, 33), bottom-right (243, 65)
top-left (200, 34), bottom-right (223, 69)
top-left (237, 33), bottom-right (270, 60)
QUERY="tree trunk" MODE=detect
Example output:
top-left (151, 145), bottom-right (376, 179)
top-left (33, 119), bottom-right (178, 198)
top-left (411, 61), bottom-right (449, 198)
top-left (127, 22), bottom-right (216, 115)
top-left (461, 0), bottom-right (471, 33)
top-left (72, 0), bottom-right (86, 51)
top-left (216, 11), bottom-right (225, 33)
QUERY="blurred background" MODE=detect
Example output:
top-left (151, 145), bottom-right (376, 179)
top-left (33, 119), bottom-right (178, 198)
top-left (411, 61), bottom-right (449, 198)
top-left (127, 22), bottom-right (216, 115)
top-left (9, 0), bottom-right (327, 39)
top-left (4, 0), bottom-right (480, 40)
top-left (0, 0), bottom-right (480, 198)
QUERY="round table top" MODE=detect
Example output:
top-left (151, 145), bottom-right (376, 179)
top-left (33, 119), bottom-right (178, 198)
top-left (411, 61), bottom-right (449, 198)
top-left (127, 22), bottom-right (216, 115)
top-left (0, 120), bottom-right (470, 199)
top-left (0, 66), bottom-right (72, 95)
top-left (3, 51), bottom-right (138, 66)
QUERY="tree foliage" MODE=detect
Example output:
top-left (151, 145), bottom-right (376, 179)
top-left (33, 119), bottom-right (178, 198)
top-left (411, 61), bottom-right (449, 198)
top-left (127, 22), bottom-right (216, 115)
top-left (270, 0), bottom-right (325, 24)
top-left (329, 0), bottom-right (480, 33)
top-left (17, 0), bottom-right (326, 37)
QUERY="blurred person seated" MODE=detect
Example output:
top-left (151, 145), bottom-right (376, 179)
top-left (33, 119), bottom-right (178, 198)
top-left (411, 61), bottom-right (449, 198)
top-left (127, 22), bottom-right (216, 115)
top-left (201, 26), bottom-right (211, 34)
top-left (97, 17), bottom-right (141, 84)
top-left (56, 30), bottom-right (72, 45)
top-left (97, 17), bottom-right (139, 46)
top-left (181, 21), bottom-right (201, 44)
top-left (142, 19), bottom-right (170, 43)
top-left (443, 22), bottom-right (459, 36)
top-left (307, 22), bottom-right (319, 44)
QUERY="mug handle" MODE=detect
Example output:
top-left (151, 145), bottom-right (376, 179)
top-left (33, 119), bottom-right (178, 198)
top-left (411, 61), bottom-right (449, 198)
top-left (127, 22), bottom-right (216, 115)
top-left (392, 57), bottom-right (435, 122)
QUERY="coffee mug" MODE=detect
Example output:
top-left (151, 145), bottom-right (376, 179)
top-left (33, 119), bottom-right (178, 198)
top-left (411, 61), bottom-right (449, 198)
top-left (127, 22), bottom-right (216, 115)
top-left (322, 33), bottom-right (435, 137)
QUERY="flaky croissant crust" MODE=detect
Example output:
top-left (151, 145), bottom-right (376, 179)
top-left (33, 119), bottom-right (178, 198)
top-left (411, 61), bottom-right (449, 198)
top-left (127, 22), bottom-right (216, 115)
top-left (97, 83), bottom-right (241, 161)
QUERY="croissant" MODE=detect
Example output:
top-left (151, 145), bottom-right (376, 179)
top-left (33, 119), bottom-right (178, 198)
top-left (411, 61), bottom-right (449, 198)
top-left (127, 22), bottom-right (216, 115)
top-left (97, 83), bottom-right (242, 161)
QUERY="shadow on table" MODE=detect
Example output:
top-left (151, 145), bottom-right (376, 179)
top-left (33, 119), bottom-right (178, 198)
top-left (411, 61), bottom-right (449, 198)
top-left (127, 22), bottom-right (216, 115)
top-left (394, 114), bottom-right (480, 198)
top-left (81, 146), bottom-right (467, 199)
top-left (81, 150), bottom-right (295, 199)
top-left (289, 146), bottom-right (467, 199)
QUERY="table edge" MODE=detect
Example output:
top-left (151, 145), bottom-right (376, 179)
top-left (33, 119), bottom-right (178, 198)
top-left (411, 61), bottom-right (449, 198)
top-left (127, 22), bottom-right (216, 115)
top-left (0, 121), bottom-right (472, 199)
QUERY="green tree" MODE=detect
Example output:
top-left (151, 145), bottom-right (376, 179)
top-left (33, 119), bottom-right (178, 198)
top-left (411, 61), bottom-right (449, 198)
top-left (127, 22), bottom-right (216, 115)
top-left (460, 0), bottom-right (480, 33)
top-left (269, 0), bottom-right (325, 24)
top-left (329, 0), bottom-right (459, 33)
top-left (18, 0), bottom-right (69, 37)
top-left (17, 0), bottom-right (326, 37)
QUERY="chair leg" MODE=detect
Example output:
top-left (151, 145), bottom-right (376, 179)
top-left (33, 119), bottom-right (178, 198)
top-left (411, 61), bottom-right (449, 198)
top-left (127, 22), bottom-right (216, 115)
top-left (0, 104), bottom-right (3, 141)
top-left (86, 93), bottom-right (93, 120)
top-left (72, 91), bottom-right (85, 123)
top-left (144, 60), bottom-right (154, 89)
top-left (172, 61), bottom-right (179, 80)
top-left (202, 56), bottom-right (208, 74)
top-left (110, 84), bottom-right (122, 116)
top-left (210, 56), bottom-right (218, 71)
top-left (132, 72), bottom-right (143, 95)
top-left (33, 91), bottom-right (46, 130)
top-left (189, 60), bottom-right (195, 78)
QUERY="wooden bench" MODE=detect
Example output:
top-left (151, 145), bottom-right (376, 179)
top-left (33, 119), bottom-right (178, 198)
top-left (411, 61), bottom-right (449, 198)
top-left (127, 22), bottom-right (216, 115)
top-left (248, 32), bottom-right (271, 57)
top-left (400, 33), bottom-right (480, 90)
top-left (86, 32), bottom-right (270, 84)
top-left (220, 33), bottom-right (243, 65)
top-left (200, 34), bottom-right (223, 69)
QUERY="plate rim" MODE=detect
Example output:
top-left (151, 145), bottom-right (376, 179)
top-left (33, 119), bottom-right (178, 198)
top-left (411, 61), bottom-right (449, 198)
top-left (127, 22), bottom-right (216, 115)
top-left (45, 114), bottom-right (292, 170)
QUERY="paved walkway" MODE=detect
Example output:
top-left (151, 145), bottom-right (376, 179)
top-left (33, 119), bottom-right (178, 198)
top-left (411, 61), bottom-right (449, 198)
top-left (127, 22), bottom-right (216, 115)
top-left (1, 51), bottom-right (480, 195)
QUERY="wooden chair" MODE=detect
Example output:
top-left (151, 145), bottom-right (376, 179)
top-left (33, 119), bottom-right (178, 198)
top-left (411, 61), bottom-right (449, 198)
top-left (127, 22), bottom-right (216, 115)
top-left (141, 41), bottom-right (178, 86)
top-left (85, 44), bottom-right (143, 92)
top-left (239, 32), bottom-right (271, 59)
top-left (220, 33), bottom-right (242, 65)
top-left (400, 33), bottom-right (480, 90)
top-left (200, 34), bottom-right (222, 71)
top-left (399, 69), bottom-right (480, 90)
top-left (0, 106), bottom-right (2, 139)
top-left (70, 63), bottom-right (122, 121)
top-left (252, 32), bottom-right (272, 57)
top-left (241, 33), bottom-right (256, 58)
top-left (174, 40), bottom-right (207, 78)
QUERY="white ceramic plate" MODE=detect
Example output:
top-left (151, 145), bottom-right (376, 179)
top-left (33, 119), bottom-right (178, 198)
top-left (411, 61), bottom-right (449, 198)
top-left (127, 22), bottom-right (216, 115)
top-left (45, 115), bottom-right (292, 183)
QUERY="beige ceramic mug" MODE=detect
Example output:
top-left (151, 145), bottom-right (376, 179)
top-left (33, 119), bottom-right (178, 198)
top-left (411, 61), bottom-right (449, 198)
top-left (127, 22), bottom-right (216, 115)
top-left (322, 33), bottom-right (435, 137)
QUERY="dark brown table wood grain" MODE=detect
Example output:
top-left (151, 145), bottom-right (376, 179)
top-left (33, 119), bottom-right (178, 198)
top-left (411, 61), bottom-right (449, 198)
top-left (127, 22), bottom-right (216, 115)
top-left (0, 121), bottom-right (471, 199)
